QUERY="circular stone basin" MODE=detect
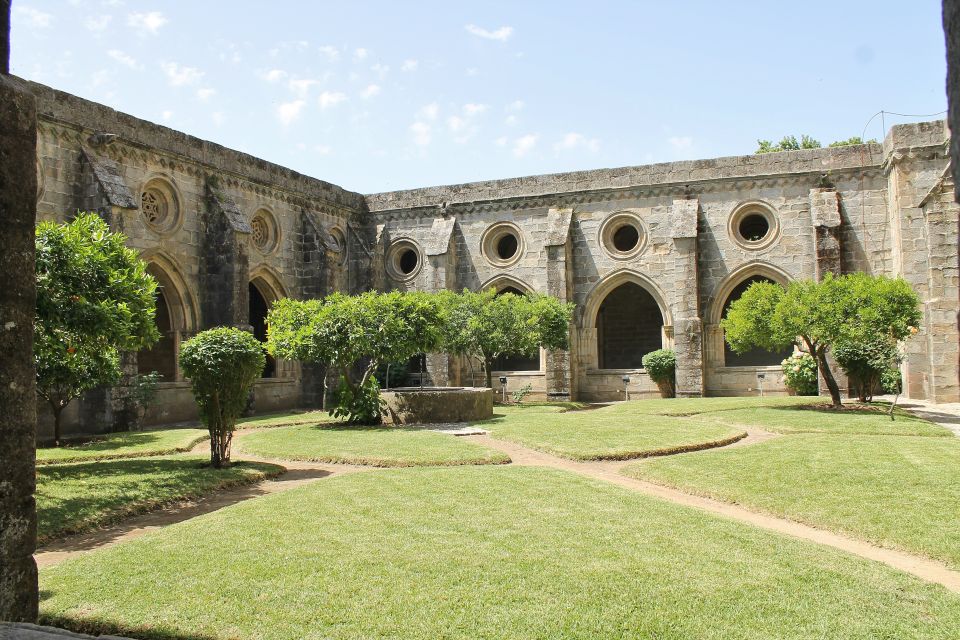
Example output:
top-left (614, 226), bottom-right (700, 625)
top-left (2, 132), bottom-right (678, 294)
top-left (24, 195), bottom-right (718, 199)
top-left (381, 387), bottom-right (493, 425)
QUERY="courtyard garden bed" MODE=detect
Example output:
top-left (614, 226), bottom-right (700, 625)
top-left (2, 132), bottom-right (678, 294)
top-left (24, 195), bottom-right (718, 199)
top-left (483, 403), bottom-right (747, 460)
top-left (40, 466), bottom-right (960, 639)
top-left (235, 423), bottom-right (510, 467)
top-left (37, 456), bottom-right (282, 543)
top-left (36, 428), bottom-right (209, 465)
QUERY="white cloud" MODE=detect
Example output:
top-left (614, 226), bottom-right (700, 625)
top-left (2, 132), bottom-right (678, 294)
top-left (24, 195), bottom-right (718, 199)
top-left (494, 136), bottom-right (509, 147)
top-left (196, 87), bottom-right (216, 102)
top-left (84, 15), bottom-right (112, 33)
top-left (465, 67), bottom-right (479, 77)
top-left (314, 144), bottom-right (333, 155)
top-left (161, 62), bottom-right (204, 87)
top-left (505, 115), bottom-right (518, 126)
top-left (418, 103), bottom-right (439, 121)
top-left (288, 78), bottom-right (318, 96)
top-left (107, 49), bottom-right (140, 69)
top-left (318, 45), bottom-right (340, 61)
top-left (276, 99), bottom-right (306, 126)
top-left (161, 110), bottom-right (173, 122)
top-left (91, 69), bottom-right (111, 88)
top-left (353, 47), bottom-right (369, 61)
top-left (14, 6), bottom-right (53, 28)
top-left (401, 59), bottom-right (418, 72)
top-left (668, 136), bottom-right (693, 151)
top-left (128, 11), bottom-right (167, 34)
top-left (410, 122), bottom-right (431, 147)
top-left (446, 115), bottom-right (466, 133)
top-left (318, 91), bottom-right (347, 109)
top-left (360, 84), bottom-right (381, 99)
top-left (262, 69), bottom-right (288, 83)
top-left (506, 100), bottom-right (525, 112)
top-left (513, 134), bottom-right (537, 157)
top-left (370, 63), bottom-right (390, 79)
top-left (465, 24), bottom-right (513, 41)
top-left (554, 132), bottom-right (600, 153)
top-left (463, 103), bottom-right (487, 116)
top-left (212, 112), bottom-right (225, 126)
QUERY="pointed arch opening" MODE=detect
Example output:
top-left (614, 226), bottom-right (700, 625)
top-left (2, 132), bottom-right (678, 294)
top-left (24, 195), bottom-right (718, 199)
top-left (720, 275), bottom-right (792, 367)
top-left (137, 258), bottom-right (195, 382)
top-left (249, 281), bottom-right (276, 379)
top-left (596, 282), bottom-right (665, 369)
top-left (491, 285), bottom-right (541, 372)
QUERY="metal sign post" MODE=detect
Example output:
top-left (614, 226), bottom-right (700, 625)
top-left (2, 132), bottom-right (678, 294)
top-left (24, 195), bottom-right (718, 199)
top-left (622, 375), bottom-right (631, 401)
top-left (756, 371), bottom-right (766, 397)
top-left (499, 376), bottom-right (508, 403)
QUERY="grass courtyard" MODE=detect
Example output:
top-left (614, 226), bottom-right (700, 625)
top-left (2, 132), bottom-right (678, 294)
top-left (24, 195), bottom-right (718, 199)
top-left (34, 396), bottom-right (960, 639)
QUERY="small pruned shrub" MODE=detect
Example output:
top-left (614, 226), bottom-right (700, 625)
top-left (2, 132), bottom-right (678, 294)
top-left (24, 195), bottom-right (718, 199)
top-left (781, 353), bottom-right (818, 396)
top-left (179, 328), bottom-right (266, 467)
top-left (332, 375), bottom-right (384, 424)
top-left (511, 383), bottom-right (533, 405)
top-left (834, 337), bottom-right (900, 403)
top-left (642, 349), bottom-right (676, 398)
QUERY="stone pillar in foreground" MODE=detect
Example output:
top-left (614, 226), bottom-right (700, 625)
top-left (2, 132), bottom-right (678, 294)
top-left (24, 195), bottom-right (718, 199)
top-left (670, 199), bottom-right (704, 397)
top-left (0, 0), bottom-right (40, 620)
top-left (544, 208), bottom-right (574, 400)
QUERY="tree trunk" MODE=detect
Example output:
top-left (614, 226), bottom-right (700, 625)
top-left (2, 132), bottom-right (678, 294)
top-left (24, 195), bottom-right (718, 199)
top-left (815, 348), bottom-right (843, 406)
top-left (484, 357), bottom-right (493, 389)
top-left (0, 34), bottom-right (41, 621)
top-left (51, 402), bottom-right (63, 447)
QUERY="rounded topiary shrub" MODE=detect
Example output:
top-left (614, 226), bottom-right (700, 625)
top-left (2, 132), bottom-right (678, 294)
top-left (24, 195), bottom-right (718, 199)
top-left (781, 353), bottom-right (818, 396)
top-left (179, 328), bottom-right (266, 467)
top-left (642, 349), bottom-right (676, 398)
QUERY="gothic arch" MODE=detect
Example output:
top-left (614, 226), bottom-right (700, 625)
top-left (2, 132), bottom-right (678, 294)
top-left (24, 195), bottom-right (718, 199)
top-left (249, 264), bottom-right (288, 303)
top-left (249, 265), bottom-right (288, 379)
top-left (478, 274), bottom-right (535, 295)
top-left (138, 250), bottom-right (199, 333)
top-left (707, 261), bottom-right (791, 325)
top-left (581, 269), bottom-right (672, 329)
top-left (137, 251), bottom-right (197, 381)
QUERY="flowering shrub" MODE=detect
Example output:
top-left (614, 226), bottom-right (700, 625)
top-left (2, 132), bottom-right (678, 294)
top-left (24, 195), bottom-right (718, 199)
top-left (781, 353), bottom-right (818, 396)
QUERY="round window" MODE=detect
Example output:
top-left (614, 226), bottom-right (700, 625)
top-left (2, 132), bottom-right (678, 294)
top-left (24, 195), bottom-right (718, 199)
top-left (140, 178), bottom-right (181, 235)
top-left (728, 202), bottom-right (779, 250)
top-left (386, 239), bottom-right (423, 281)
top-left (481, 223), bottom-right (525, 267)
top-left (250, 209), bottom-right (280, 254)
top-left (599, 212), bottom-right (646, 259)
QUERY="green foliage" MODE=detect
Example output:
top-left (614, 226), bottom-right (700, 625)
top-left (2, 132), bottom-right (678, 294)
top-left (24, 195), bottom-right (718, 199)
top-left (881, 367), bottom-right (903, 395)
top-left (755, 135), bottom-right (821, 154)
top-left (34, 213), bottom-right (159, 443)
top-left (834, 337), bottom-right (900, 402)
top-left (721, 273), bottom-right (921, 406)
top-left (828, 136), bottom-right (878, 147)
top-left (332, 375), bottom-right (385, 424)
top-left (642, 349), bottom-right (676, 398)
top-left (373, 360), bottom-right (411, 388)
top-left (131, 371), bottom-right (162, 409)
top-left (178, 328), bottom-right (266, 467)
top-left (511, 383), bottom-right (533, 404)
top-left (780, 353), bottom-right (818, 396)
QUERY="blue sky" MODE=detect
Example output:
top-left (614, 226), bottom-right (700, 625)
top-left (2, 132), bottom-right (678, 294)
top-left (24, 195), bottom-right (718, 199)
top-left (10, 1), bottom-right (949, 193)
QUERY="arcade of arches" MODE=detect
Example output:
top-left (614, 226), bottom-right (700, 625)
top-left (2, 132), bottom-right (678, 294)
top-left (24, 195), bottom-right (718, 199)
top-left (720, 275), bottom-right (792, 367)
top-left (249, 282), bottom-right (276, 379)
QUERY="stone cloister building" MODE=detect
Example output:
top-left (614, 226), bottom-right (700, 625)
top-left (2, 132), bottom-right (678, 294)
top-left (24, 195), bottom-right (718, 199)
top-left (25, 79), bottom-right (960, 437)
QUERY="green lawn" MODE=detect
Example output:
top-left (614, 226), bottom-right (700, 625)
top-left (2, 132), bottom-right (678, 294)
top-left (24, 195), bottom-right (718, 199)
top-left (235, 423), bottom-right (510, 467)
top-left (483, 403), bottom-right (747, 460)
top-left (625, 432), bottom-right (960, 567)
top-left (615, 395), bottom-right (828, 416)
top-left (236, 409), bottom-right (333, 429)
top-left (37, 456), bottom-right (282, 543)
top-left (40, 466), bottom-right (960, 640)
top-left (37, 428), bottom-right (209, 465)
top-left (702, 405), bottom-right (950, 436)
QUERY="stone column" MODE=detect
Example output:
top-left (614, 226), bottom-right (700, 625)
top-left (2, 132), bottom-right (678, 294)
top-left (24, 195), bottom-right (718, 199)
top-left (422, 217), bottom-right (457, 387)
top-left (0, 1), bottom-right (40, 619)
top-left (810, 189), bottom-right (842, 279)
top-left (670, 199), bottom-right (704, 397)
top-left (202, 181), bottom-right (251, 329)
top-left (544, 208), bottom-right (574, 400)
top-left (296, 210), bottom-right (332, 407)
top-left (945, 0), bottom-right (960, 202)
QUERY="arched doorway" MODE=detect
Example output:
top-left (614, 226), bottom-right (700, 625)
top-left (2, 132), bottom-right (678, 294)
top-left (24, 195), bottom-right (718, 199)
top-left (491, 285), bottom-right (541, 372)
top-left (137, 288), bottom-right (177, 381)
top-left (721, 276), bottom-right (792, 366)
top-left (249, 282), bottom-right (276, 378)
top-left (596, 282), bottom-right (664, 369)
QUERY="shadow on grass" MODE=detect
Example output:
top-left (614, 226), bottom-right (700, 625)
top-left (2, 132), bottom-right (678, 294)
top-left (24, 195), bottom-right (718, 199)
top-left (39, 613), bottom-right (222, 640)
top-left (39, 431), bottom-right (174, 452)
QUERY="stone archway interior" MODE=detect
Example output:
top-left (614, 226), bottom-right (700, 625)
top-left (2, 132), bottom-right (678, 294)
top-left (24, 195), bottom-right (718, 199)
top-left (491, 286), bottom-right (540, 372)
top-left (721, 276), bottom-right (793, 366)
top-left (596, 282), bottom-right (664, 369)
top-left (249, 282), bottom-right (276, 378)
top-left (138, 288), bottom-right (177, 381)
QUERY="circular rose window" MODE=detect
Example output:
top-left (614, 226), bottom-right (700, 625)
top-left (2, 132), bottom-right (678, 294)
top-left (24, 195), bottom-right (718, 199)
top-left (480, 222), bottom-right (525, 268)
top-left (386, 239), bottom-right (423, 281)
top-left (728, 202), bottom-right (780, 251)
top-left (250, 209), bottom-right (280, 254)
top-left (140, 179), bottom-right (181, 235)
top-left (599, 211), bottom-right (646, 259)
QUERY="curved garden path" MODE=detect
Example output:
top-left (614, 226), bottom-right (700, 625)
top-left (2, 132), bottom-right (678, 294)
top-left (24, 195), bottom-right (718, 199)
top-left (36, 421), bottom-right (960, 594)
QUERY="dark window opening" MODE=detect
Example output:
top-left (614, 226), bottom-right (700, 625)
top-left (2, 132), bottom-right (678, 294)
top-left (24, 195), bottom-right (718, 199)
top-left (738, 214), bottom-right (770, 242)
top-left (138, 289), bottom-right (177, 381)
top-left (496, 233), bottom-right (519, 260)
top-left (398, 249), bottom-right (418, 274)
top-left (492, 286), bottom-right (539, 371)
top-left (722, 276), bottom-right (792, 366)
top-left (249, 282), bottom-right (276, 378)
top-left (612, 224), bottom-right (640, 252)
top-left (597, 282), bottom-right (663, 369)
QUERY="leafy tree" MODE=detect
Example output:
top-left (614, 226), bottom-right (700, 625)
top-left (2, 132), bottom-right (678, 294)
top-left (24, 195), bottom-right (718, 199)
top-left (828, 136), bottom-right (878, 147)
top-left (755, 135), bottom-right (821, 154)
top-left (721, 274), bottom-right (921, 407)
top-left (178, 328), bottom-right (265, 467)
top-left (34, 213), bottom-right (158, 443)
top-left (438, 289), bottom-right (573, 388)
top-left (781, 353), bottom-right (818, 396)
top-left (268, 291), bottom-right (444, 423)
top-left (642, 349), bottom-right (676, 398)
top-left (834, 337), bottom-right (899, 402)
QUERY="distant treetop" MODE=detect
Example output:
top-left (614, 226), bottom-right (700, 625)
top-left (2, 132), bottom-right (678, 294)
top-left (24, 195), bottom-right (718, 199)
top-left (754, 135), bottom-right (877, 154)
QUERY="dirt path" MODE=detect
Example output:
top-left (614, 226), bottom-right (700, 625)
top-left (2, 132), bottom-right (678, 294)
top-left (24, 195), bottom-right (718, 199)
top-left (35, 458), bottom-right (370, 569)
top-left (464, 432), bottom-right (960, 593)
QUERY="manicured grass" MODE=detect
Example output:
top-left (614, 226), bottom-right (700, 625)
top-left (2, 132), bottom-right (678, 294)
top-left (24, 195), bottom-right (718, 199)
top-left (36, 428), bottom-right (209, 465)
top-left (40, 466), bottom-right (960, 640)
top-left (707, 405), bottom-right (950, 436)
top-left (624, 433), bottom-right (960, 567)
top-left (236, 409), bottom-right (333, 429)
top-left (617, 395), bottom-right (828, 416)
top-left (235, 423), bottom-right (510, 467)
top-left (37, 456), bottom-right (282, 543)
top-left (483, 403), bottom-right (747, 460)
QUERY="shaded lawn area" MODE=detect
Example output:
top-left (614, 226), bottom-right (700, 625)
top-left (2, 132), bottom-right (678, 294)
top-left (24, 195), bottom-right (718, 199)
top-left (235, 423), bottom-right (510, 467)
top-left (236, 409), bottom-right (333, 429)
top-left (625, 433), bottom-right (960, 568)
top-left (37, 429), bottom-right (209, 465)
top-left (483, 403), bottom-right (747, 460)
top-left (40, 466), bottom-right (960, 640)
top-left (37, 456), bottom-right (282, 544)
